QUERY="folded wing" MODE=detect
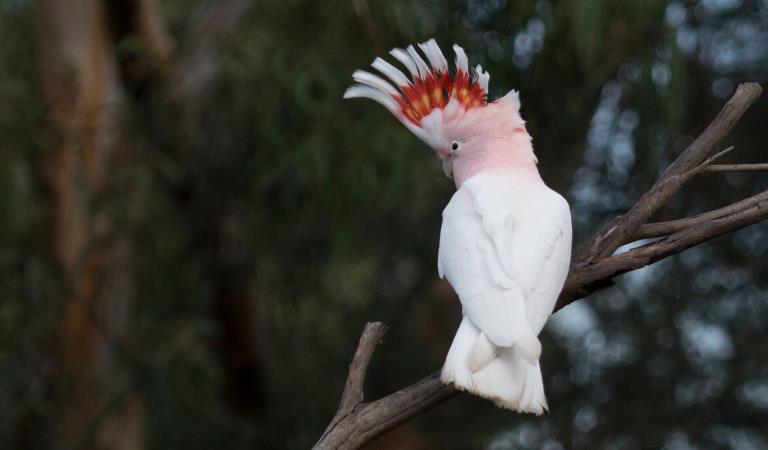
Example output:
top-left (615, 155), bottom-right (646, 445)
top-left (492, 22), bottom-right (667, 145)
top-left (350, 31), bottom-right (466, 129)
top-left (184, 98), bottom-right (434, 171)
top-left (440, 176), bottom-right (571, 351)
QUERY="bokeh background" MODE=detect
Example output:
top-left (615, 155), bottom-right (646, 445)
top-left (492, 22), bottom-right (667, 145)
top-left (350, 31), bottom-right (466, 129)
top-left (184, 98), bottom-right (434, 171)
top-left (1, 0), bottom-right (768, 448)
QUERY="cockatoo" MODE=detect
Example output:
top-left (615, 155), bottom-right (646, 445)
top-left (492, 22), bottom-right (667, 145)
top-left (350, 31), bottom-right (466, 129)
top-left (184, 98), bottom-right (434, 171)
top-left (344, 39), bottom-right (572, 414)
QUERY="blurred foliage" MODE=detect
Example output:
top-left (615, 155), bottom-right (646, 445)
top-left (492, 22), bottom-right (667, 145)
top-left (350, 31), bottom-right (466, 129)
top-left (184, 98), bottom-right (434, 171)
top-left (1, 0), bottom-right (768, 449)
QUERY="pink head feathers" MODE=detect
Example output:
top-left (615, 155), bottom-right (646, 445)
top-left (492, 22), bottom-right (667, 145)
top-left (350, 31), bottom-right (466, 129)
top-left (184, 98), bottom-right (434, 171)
top-left (345, 39), bottom-right (534, 186)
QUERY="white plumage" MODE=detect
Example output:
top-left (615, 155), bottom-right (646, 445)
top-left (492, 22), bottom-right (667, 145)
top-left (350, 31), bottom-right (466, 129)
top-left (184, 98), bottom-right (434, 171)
top-left (438, 171), bottom-right (572, 413)
top-left (344, 39), bottom-right (573, 413)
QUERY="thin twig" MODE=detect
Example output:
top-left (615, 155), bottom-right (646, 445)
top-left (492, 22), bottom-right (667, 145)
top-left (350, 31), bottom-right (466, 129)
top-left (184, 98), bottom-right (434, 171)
top-left (636, 190), bottom-right (768, 239)
top-left (705, 163), bottom-right (768, 172)
top-left (684, 146), bottom-right (735, 177)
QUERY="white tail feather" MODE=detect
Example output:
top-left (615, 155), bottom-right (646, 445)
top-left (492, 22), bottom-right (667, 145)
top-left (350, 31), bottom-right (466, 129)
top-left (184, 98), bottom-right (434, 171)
top-left (516, 332), bottom-right (542, 364)
top-left (469, 332), bottom-right (498, 372)
top-left (441, 316), bottom-right (548, 414)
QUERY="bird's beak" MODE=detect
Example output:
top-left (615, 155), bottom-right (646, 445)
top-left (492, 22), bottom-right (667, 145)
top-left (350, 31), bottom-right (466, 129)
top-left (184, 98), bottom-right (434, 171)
top-left (442, 158), bottom-right (453, 179)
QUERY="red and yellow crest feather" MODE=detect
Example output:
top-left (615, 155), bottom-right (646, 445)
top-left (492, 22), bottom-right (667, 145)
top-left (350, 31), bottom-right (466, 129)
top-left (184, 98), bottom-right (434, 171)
top-left (344, 40), bottom-right (490, 128)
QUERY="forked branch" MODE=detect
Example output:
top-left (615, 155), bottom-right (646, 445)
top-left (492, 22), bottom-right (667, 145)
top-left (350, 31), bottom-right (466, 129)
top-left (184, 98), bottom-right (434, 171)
top-left (580, 83), bottom-right (762, 263)
top-left (315, 322), bottom-right (390, 448)
top-left (314, 82), bottom-right (764, 450)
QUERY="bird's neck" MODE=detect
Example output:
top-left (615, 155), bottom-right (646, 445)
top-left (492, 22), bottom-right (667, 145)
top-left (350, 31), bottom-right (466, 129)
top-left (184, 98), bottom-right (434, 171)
top-left (452, 134), bottom-right (539, 188)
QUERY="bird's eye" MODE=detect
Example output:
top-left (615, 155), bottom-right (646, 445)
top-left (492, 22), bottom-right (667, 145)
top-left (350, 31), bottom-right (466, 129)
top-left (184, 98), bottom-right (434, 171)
top-left (451, 141), bottom-right (460, 151)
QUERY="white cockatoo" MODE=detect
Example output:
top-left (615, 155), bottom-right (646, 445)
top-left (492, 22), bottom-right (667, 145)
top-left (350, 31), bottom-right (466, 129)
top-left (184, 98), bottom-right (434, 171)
top-left (344, 39), bottom-right (572, 414)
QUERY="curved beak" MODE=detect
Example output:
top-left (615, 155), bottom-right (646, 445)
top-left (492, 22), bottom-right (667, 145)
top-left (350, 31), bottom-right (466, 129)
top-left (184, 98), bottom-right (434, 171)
top-left (441, 158), bottom-right (453, 179)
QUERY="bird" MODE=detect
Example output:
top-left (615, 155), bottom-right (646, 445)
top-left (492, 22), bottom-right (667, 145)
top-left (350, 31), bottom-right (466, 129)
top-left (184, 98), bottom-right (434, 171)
top-left (343, 39), bottom-right (572, 414)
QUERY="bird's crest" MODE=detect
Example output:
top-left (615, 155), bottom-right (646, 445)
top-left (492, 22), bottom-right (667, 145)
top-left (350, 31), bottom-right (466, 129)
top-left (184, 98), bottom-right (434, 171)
top-left (344, 40), bottom-right (490, 145)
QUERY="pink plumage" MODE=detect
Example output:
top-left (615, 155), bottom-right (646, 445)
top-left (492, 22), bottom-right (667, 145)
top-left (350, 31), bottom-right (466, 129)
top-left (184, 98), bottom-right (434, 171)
top-left (345, 40), bottom-right (573, 414)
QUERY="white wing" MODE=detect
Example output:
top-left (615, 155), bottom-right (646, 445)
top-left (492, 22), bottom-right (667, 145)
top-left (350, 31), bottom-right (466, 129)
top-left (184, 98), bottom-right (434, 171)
top-left (498, 189), bottom-right (572, 333)
top-left (439, 173), bottom-right (572, 349)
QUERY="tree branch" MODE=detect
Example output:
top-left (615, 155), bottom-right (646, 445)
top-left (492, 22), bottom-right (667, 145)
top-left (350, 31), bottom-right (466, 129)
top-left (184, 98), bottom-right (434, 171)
top-left (705, 163), bottom-right (768, 172)
top-left (315, 371), bottom-right (457, 450)
top-left (339, 322), bottom-right (389, 414)
top-left (314, 323), bottom-right (390, 449)
top-left (580, 83), bottom-right (762, 263)
top-left (314, 82), bottom-right (765, 450)
top-left (557, 190), bottom-right (768, 307)
top-left (636, 190), bottom-right (768, 239)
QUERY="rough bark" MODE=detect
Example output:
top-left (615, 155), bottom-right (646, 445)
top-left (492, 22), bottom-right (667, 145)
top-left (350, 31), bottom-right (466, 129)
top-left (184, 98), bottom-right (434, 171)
top-left (314, 82), bottom-right (764, 450)
top-left (38, 0), bottom-right (256, 446)
top-left (40, 0), bottom-right (142, 449)
top-left (39, 1), bottom-right (174, 448)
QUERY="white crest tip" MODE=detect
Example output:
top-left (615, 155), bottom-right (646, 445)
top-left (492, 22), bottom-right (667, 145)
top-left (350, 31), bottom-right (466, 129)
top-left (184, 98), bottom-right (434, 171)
top-left (453, 44), bottom-right (469, 73)
top-left (352, 70), bottom-right (399, 96)
top-left (371, 57), bottom-right (411, 87)
top-left (389, 48), bottom-right (419, 78)
top-left (475, 64), bottom-right (490, 93)
top-left (406, 45), bottom-right (431, 79)
top-left (419, 38), bottom-right (448, 73)
top-left (343, 85), bottom-right (398, 112)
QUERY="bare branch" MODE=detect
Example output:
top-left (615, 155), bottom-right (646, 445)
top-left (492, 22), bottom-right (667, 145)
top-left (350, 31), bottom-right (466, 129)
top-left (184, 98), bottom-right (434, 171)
top-left (314, 372), bottom-right (457, 450)
top-left (314, 82), bottom-right (765, 450)
top-left (581, 83), bottom-right (762, 263)
top-left (636, 190), bottom-right (768, 239)
top-left (338, 322), bottom-right (389, 414)
top-left (315, 322), bottom-right (389, 448)
top-left (558, 190), bottom-right (768, 307)
top-left (683, 145), bottom-right (735, 177)
top-left (705, 163), bottom-right (768, 172)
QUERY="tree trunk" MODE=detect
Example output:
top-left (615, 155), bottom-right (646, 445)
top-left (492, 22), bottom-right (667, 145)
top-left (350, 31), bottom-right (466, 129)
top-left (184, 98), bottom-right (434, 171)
top-left (39, 0), bottom-right (141, 448)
